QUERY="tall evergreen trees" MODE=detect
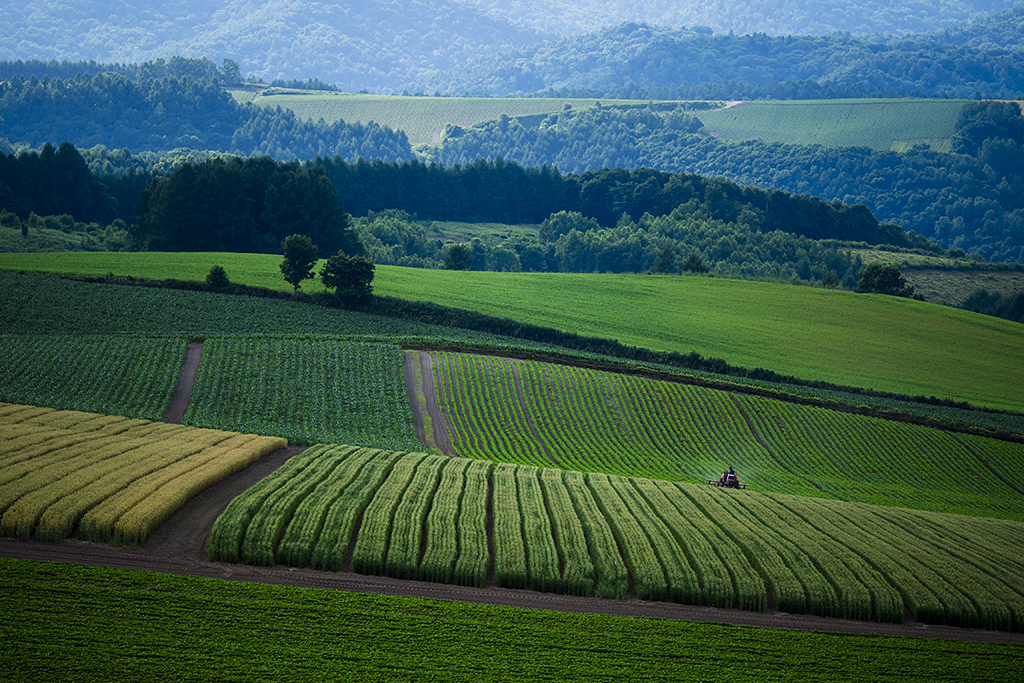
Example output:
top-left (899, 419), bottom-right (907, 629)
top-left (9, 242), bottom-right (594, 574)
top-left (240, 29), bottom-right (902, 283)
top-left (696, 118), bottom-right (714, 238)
top-left (130, 157), bottom-right (363, 254)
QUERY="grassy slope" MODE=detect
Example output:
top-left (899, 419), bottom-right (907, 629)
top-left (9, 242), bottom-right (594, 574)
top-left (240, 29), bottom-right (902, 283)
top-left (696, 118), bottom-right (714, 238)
top-left (238, 90), bottom-right (636, 146)
top-left (2, 252), bottom-right (1020, 412)
top-left (377, 267), bottom-right (1024, 413)
top-left (234, 90), bottom-right (968, 153)
top-left (696, 99), bottom-right (966, 151)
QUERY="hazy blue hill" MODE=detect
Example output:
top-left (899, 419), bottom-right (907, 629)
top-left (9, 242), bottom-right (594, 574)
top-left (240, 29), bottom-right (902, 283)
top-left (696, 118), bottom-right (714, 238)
top-left (465, 0), bottom-right (1022, 38)
top-left (0, 0), bottom-right (547, 92)
top-left (2, 1), bottom-right (1021, 92)
top-left (414, 20), bottom-right (1024, 97)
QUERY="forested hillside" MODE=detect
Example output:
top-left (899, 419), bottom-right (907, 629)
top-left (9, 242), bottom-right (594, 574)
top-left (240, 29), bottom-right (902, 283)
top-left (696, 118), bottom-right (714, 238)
top-left (0, 0), bottom-right (546, 93)
top-left (462, 0), bottom-right (1020, 38)
top-left (434, 101), bottom-right (1024, 262)
top-left (1, 1), bottom-right (1020, 92)
top-left (414, 18), bottom-right (1024, 97)
top-left (0, 61), bottom-right (413, 160)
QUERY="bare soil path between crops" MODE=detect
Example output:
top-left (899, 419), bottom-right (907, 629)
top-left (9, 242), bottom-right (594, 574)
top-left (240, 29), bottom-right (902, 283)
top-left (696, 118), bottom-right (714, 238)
top-left (163, 341), bottom-right (203, 423)
top-left (3, 347), bottom-right (1022, 645)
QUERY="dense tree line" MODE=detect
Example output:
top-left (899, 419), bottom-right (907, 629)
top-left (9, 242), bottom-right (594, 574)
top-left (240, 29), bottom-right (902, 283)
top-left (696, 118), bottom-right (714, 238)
top-left (961, 288), bottom-right (1024, 323)
top-left (0, 139), bottom-right (946, 276)
top-left (0, 67), bottom-right (413, 161)
top-left (0, 142), bottom-right (118, 224)
top-left (415, 18), bottom-right (1024, 98)
top-left (434, 101), bottom-right (1024, 262)
top-left (354, 205), bottom-right (869, 285)
top-left (129, 157), bottom-right (363, 254)
top-left (0, 57), bottom-right (241, 85)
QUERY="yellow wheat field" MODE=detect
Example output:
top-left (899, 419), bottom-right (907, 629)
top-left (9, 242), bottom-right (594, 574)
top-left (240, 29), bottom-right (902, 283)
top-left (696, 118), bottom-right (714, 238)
top-left (0, 403), bottom-right (286, 544)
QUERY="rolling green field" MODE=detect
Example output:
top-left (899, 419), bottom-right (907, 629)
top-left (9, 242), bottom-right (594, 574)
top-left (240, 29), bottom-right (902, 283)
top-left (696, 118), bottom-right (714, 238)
top-left (696, 99), bottom-right (966, 151)
top-left (3, 253), bottom-right (1020, 412)
top-left (379, 267), bottom-right (1024, 413)
top-left (236, 90), bottom-right (641, 146)
top-left (5, 559), bottom-right (1020, 682)
top-left (423, 351), bottom-right (1024, 520)
top-left (232, 89), bottom-right (968, 153)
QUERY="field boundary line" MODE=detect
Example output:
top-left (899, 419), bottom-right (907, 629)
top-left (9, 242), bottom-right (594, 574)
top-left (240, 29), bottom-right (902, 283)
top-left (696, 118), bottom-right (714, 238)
top-left (164, 342), bottom-right (203, 424)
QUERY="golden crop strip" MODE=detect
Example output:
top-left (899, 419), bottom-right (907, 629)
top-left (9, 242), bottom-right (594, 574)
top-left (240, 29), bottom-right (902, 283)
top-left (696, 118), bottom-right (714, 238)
top-left (0, 404), bottom-right (285, 544)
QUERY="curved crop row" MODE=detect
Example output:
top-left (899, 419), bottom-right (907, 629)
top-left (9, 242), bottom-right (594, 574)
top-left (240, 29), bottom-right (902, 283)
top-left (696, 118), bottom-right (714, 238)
top-left (427, 351), bottom-right (1024, 522)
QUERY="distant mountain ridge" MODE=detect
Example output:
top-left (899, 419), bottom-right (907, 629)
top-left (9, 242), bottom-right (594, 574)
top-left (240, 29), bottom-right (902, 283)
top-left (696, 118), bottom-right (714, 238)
top-left (2, 1), bottom-right (1022, 92)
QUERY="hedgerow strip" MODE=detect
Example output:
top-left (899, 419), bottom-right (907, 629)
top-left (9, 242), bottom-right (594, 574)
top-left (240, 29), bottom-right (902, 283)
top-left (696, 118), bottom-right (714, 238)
top-left (452, 458), bottom-right (491, 587)
top-left (492, 462), bottom-right (528, 589)
top-left (419, 458), bottom-right (471, 584)
top-left (586, 471), bottom-right (667, 601)
top-left (384, 454), bottom-right (446, 580)
top-left (515, 465), bottom-right (562, 593)
top-left (310, 450), bottom-right (404, 571)
top-left (275, 445), bottom-right (373, 568)
top-left (538, 468), bottom-right (595, 597)
top-left (351, 452), bottom-right (427, 576)
top-left (562, 470), bottom-right (627, 599)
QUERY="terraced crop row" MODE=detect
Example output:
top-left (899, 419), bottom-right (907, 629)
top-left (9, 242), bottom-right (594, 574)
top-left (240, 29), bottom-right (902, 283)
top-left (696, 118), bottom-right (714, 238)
top-left (0, 403), bottom-right (285, 544)
top-left (427, 351), bottom-right (1024, 521)
top-left (0, 334), bottom-right (188, 421)
top-left (210, 447), bottom-right (1024, 630)
top-left (184, 335), bottom-right (421, 450)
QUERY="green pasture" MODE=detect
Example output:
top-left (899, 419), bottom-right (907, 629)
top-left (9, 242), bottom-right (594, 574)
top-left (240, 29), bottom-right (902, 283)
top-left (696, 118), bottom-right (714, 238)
top-left (2, 252), bottom-right (1020, 412)
top-left (696, 99), bottom-right (966, 151)
top-left (5, 559), bottom-right (1018, 682)
top-left (235, 90), bottom-right (651, 146)
top-left (377, 267), bottom-right (1024, 413)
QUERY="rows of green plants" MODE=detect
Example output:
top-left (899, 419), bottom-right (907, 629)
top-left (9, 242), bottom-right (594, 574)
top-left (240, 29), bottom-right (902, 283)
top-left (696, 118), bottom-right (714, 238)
top-left (4, 259), bottom-right (1023, 436)
top-left (207, 446), bottom-right (1024, 630)
top-left (0, 334), bottom-right (187, 421)
top-left (429, 352), bottom-right (1024, 521)
top-left (0, 270), bottom-right (503, 345)
top-left (8, 559), bottom-right (1020, 683)
top-left (183, 336), bottom-right (421, 449)
top-left (0, 404), bottom-right (286, 545)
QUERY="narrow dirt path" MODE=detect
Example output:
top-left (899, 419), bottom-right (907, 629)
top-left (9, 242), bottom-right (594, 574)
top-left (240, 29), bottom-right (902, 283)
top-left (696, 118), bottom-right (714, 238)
top-left (2, 536), bottom-right (1020, 644)
top-left (163, 341), bottom-right (203, 424)
top-left (417, 351), bottom-right (453, 455)
top-left (404, 351), bottom-right (429, 447)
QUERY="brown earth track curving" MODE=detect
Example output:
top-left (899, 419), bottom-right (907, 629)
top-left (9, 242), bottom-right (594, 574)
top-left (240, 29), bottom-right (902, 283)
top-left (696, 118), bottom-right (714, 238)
top-left (163, 341), bottom-right (203, 424)
top-left (417, 351), bottom-right (454, 455)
